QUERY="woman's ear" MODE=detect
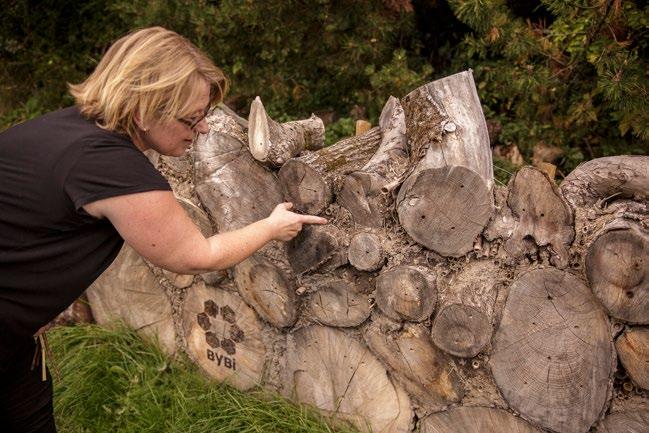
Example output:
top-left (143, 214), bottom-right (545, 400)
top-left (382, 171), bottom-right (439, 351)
top-left (133, 110), bottom-right (148, 132)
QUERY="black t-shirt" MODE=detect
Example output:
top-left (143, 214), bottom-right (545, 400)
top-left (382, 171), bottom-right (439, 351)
top-left (0, 106), bottom-right (171, 351)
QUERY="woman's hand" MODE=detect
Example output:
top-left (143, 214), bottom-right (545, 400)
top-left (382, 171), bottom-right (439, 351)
top-left (265, 202), bottom-right (328, 241)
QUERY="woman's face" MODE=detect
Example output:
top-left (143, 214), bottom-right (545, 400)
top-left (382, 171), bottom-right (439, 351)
top-left (136, 79), bottom-right (211, 157)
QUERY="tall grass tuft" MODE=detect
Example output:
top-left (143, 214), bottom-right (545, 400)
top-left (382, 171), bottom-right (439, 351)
top-left (49, 324), bottom-right (359, 433)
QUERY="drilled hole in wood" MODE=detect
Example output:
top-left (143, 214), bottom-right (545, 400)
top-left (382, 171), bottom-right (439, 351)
top-left (540, 213), bottom-right (545, 217)
top-left (547, 356), bottom-right (551, 360)
top-left (421, 215), bottom-right (426, 219)
top-left (451, 226), bottom-right (455, 230)
top-left (460, 184), bottom-right (464, 188)
top-left (626, 291), bottom-right (634, 298)
top-left (547, 295), bottom-right (553, 300)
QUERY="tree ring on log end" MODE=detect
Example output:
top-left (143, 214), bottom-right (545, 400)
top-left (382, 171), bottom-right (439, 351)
top-left (182, 282), bottom-right (266, 391)
top-left (348, 232), bottom-right (384, 272)
top-left (397, 166), bottom-right (492, 256)
top-left (491, 268), bottom-right (613, 433)
top-left (586, 225), bottom-right (648, 323)
top-left (278, 159), bottom-right (331, 215)
top-left (375, 266), bottom-right (436, 322)
top-left (421, 406), bottom-right (542, 433)
top-left (431, 304), bottom-right (488, 357)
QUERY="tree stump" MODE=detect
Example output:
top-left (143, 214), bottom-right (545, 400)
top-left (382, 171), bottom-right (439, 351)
top-left (597, 410), bottom-right (649, 433)
top-left (615, 327), bottom-right (649, 390)
top-left (396, 70), bottom-right (494, 256)
top-left (182, 281), bottom-right (267, 391)
top-left (284, 325), bottom-right (413, 433)
top-left (559, 155), bottom-right (649, 208)
top-left (420, 406), bottom-right (542, 433)
top-left (491, 268), bottom-right (614, 433)
top-left (87, 244), bottom-right (176, 355)
top-left (364, 323), bottom-right (463, 413)
top-left (375, 265), bottom-right (436, 322)
top-left (193, 108), bottom-right (297, 328)
top-left (248, 96), bottom-right (325, 167)
top-left (431, 261), bottom-right (498, 357)
top-left (586, 219), bottom-right (648, 324)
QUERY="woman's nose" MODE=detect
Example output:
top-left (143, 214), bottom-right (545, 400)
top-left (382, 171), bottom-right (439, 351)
top-left (195, 117), bottom-right (210, 134)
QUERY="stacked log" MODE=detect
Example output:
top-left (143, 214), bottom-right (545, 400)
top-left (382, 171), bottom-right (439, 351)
top-left (83, 70), bottom-right (648, 433)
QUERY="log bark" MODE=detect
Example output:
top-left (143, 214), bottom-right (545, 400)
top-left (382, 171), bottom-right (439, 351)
top-left (491, 268), bottom-right (614, 433)
top-left (420, 406), bottom-right (542, 433)
top-left (586, 219), bottom-right (648, 324)
top-left (396, 70), bottom-right (494, 257)
top-left (182, 281), bottom-right (267, 391)
top-left (87, 244), bottom-right (176, 355)
top-left (284, 325), bottom-right (413, 433)
top-left (597, 410), bottom-right (649, 433)
top-left (615, 327), bottom-right (649, 390)
top-left (560, 155), bottom-right (649, 208)
top-left (375, 265), bottom-right (436, 322)
top-left (193, 108), bottom-right (297, 328)
top-left (286, 225), bottom-right (346, 275)
top-left (431, 261), bottom-right (498, 357)
top-left (248, 96), bottom-right (325, 166)
top-left (338, 96), bottom-right (409, 227)
top-left (306, 278), bottom-right (372, 327)
top-left (504, 166), bottom-right (574, 268)
top-left (348, 232), bottom-right (384, 272)
top-left (277, 127), bottom-right (382, 214)
top-left (364, 323), bottom-right (463, 413)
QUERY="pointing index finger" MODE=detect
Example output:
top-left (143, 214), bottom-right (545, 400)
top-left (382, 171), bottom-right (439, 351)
top-left (299, 214), bottom-right (328, 225)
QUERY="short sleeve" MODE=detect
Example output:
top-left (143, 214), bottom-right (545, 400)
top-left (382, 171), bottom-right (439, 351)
top-left (64, 136), bottom-right (171, 210)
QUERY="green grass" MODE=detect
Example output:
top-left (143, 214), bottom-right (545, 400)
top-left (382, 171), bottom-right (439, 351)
top-left (48, 324), bottom-right (359, 433)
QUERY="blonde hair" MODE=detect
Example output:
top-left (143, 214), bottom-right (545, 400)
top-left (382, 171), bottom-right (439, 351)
top-left (69, 26), bottom-right (228, 138)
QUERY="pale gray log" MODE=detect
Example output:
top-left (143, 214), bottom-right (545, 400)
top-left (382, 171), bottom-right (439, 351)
top-left (396, 70), bottom-right (494, 256)
top-left (375, 265), bottom-right (436, 322)
top-left (348, 232), bottom-right (384, 272)
top-left (306, 279), bottom-right (371, 327)
top-left (597, 410), bottom-right (649, 433)
top-left (491, 268), bottom-right (614, 433)
top-left (616, 327), bottom-right (649, 390)
top-left (284, 325), bottom-right (413, 433)
top-left (586, 219), bottom-right (648, 324)
top-left (560, 155), bottom-right (649, 208)
top-left (248, 96), bottom-right (324, 167)
top-left (420, 406), bottom-right (542, 433)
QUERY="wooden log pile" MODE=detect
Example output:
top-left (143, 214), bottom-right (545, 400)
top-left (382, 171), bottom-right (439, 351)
top-left (85, 70), bottom-right (648, 433)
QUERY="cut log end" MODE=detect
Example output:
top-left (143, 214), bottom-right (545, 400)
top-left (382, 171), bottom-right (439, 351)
top-left (248, 96), bottom-right (271, 163)
top-left (348, 232), bottom-right (384, 272)
top-left (615, 328), bottom-right (649, 390)
top-left (586, 223), bottom-right (648, 324)
top-left (431, 304), bottom-right (490, 358)
top-left (278, 159), bottom-right (331, 215)
top-left (307, 279), bottom-right (371, 327)
top-left (375, 266), bottom-right (436, 322)
top-left (397, 166), bottom-right (493, 256)
top-left (421, 407), bottom-right (542, 433)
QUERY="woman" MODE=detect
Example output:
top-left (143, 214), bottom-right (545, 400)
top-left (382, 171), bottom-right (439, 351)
top-left (0, 27), bottom-right (326, 432)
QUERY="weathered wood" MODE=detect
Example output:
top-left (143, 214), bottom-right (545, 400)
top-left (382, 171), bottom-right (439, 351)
top-left (420, 406), bottom-right (542, 433)
top-left (87, 244), bottom-right (176, 355)
top-left (348, 232), bottom-right (384, 272)
top-left (491, 268), bottom-right (614, 433)
top-left (284, 325), bottom-right (413, 433)
top-left (306, 278), bottom-right (372, 327)
top-left (597, 410), bottom-right (649, 433)
top-left (364, 323), bottom-right (463, 413)
top-left (586, 219), bottom-right (648, 324)
top-left (560, 155), bottom-right (649, 208)
top-left (504, 166), bottom-right (574, 268)
top-left (182, 281), bottom-right (267, 391)
top-left (193, 109), bottom-right (297, 328)
top-left (375, 265), bottom-right (436, 322)
top-left (396, 70), bottom-right (494, 256)
top-left (248, 96), bottom-right (324, 166)
top-left (286, 225), bottom-right (345, 275)
top-left (338, 97), bottom-right (409, 227)
top-left (431, 261), bottom-right (498, 357)
top-left (277, 127), bottom-right (382, 214)
top-left (616, 327), bottom-right (649, 390)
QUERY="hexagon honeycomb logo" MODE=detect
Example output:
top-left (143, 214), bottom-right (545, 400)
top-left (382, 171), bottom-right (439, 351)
top-left (196, 299), bottom-right (245, 358)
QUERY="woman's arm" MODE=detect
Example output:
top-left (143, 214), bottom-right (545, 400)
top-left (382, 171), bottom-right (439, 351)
top-left (83, 190), bottom-right (326, 274)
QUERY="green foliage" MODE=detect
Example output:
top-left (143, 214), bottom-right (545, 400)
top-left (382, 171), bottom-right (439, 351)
top-left (49, 324), bottom-right (358, 433)
top-left (325, 117), bottom-right (356, 146)
top-left (447, 0), bottom-right (648, 174)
